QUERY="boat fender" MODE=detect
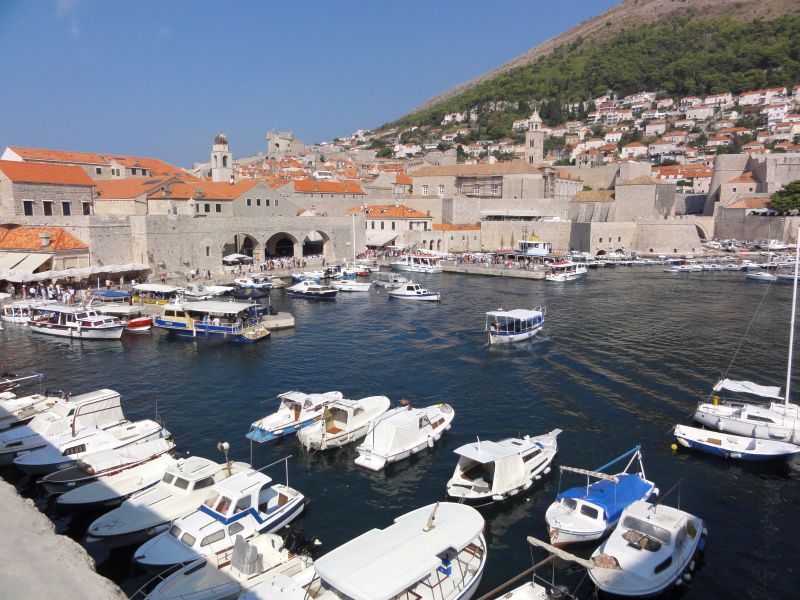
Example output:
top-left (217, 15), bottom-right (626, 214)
top-left (712, 395), bottom-right (719, 406)
top-left (683, 573), bottom-right (692, 583)
top-left (427, 438), bottom-right (434, 448)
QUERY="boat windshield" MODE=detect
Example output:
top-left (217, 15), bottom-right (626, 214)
top-left (622, 515), bottom-right (672, 547)
top-left (203, 492), bottom-right (232, 514)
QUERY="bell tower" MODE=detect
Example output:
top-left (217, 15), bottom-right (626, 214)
top-left (211, 132), bottom-right (233, 182)
top-left (525, 110), bottom-right (544, 165)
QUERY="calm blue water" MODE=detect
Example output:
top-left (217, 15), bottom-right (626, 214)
top-left (1, 268), bottom-right (799, 599)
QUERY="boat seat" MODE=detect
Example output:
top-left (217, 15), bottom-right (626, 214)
top-left (326, 426), bottom-right (343, 434)
top-left (277, 493), bottom-right (288, 506)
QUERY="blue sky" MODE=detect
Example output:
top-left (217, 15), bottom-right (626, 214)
top-left (0, 0), bottom-right (618, 167)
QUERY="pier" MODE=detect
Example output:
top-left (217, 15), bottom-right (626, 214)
top-left (442, 264), bottom-right (546, 279)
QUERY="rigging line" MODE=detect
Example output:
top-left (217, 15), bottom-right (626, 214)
top-left (720, 277), bottom-right (774, 382)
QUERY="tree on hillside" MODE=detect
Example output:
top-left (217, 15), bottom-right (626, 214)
top-left (770, 181), bottom-right (800, 212)
top-left (377, 147), bottom-right (393, 159)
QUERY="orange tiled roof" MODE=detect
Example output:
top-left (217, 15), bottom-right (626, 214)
top-left (94, 178), bottom-right (169, 199)
top-left (8, 146), bottom-right (107, 165)
top-left (347, 204), bottom-right (429, 219)
top-left (294, 180), bottom-right (364, 194)
top-left (727, 197), bottom-right (769, 209)
top-left (618, 176), bottom-right (660, 185)
top-left (0, 160), bottom-right (94, 186)
top-left (432, 223), bottom-right (481, 231)
top-left (623, 142), bottom-right (646, 148)
top-left (395, 173), bottom-right (413, 186)
top-left (149, 179), bottom-right (262, 201)
top-left (0, 226), bottom-right (88, 251)
top-left (727, 171), bottom-right (758, 184)
top-left (102, 155), bottom-right (189, 178)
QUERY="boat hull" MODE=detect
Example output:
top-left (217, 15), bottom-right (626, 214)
top-left (28, 322), bottom-right (124, 339)
top-left (246, 417), bottom-right (319, 444)
top-left (675, 425), bottom-right (800, 461)
top-left (693, 408), bottom-right (800, 445)
top-left (487, 324), bottom-right (543, 344)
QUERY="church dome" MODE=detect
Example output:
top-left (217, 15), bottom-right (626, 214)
top-left (214, 131), bottom-right (228, 145)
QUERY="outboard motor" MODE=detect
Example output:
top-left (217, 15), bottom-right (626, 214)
top-left (283, 530), bottom-right (321, 555)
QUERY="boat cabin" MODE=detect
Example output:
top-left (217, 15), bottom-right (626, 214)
top-left (485, 308), bottom-right (544, 335)
top-left (30, 305), bottom-right (121, 328)
top-left (1, 300), bottom-right (57, 322)
top-left (516, 238), bottom-right (552, 257)
top-left (452, 439), bottom-right (544, 497)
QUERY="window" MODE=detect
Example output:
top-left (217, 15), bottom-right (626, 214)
top-left (174, 477), bottom-right (190, 490)
top-left (371, 222), bottom-right (375, 229)
top-left (180, 532), bottom-right (197, 547)
top-left (95, 167), bottom-right (102, 175)
top-left (228, 522), bottom-right (244, 536)
top-left (62, 202), bottom-right (71, 216)
top-left (365, 221), bottom-right (368, 229)
top-left (194, 477), bottom-right (215, 490)
top-left (381, 221), bottom-right (385, 230)
top-left (438, 184), bottom-right (445, 196)
top-left (599, 237), bottom-right (603, 243)
top-left (215, 204), bottom-right (221, 213)
top-left (234, 496), bottom-right (252, 513)
top-left (456, 185), bottom-right (463, 194)
top-left (580, 505), bottom-right (600, 519)
top-left (205, 246), bottom-right (210, 257)
top-left (82, 202), bottom-right (91, 215)
top-left (43, 201), bottom-right (53, 216)
top-left (161, 473), bottom-right (174, 484)
top-left (275, 199), bottom-right (279, 206)
top-left (195, 204), bottom-right (199, 213)
top-left (247, 198), bottom-right (252, 206)
top-left (169, 525), bottom-right (181, 538)
top-left (473, 184), bottom-right (480, 195)
top-left (257, 199), bottom-right (261, 206)
top-left (265, 198), bottom-right (270, 206)
top-left (63, 444), bottom-right (86, 456)
top-left (732, 187), bottom-right (737, 192)
top-left (392, 222), bottom-right (395, 230)
top-left (200, 530), bottom-right (225, 547)
top-left (131, 168), bottom-right (137, 176)
top-left (491, 184), bottom-right (500, 195)
top-left (204, 203), bottom-right (210, 213)
top-left (23, 201), bottom-right (34, 216)
top-left (422, 185), bottom-right (429, 196)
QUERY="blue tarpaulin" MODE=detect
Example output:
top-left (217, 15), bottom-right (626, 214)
top-left (557, 474), bottom-right (651, 523)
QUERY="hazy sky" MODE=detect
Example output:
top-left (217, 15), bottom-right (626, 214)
top-left (0, 0), bottom-right (618, 167)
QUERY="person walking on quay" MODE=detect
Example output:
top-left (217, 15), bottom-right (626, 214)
top-left (160, 272), bottom-right (166, 284)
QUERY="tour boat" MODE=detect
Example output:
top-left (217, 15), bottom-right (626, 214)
top-left (234, 277), bottom-right (271, 290)
top-left (133, 283), bottom-right (180, 305)
top-left (92, 303), bottom-right (153, 332)
top-left (389, 254), bottom-right (443, 273)
top-left (372, 272), bottom-right (408, 289)
top-left (545, 261), bottom-right (587, 282)
top-left (0, 388), bottom-right (124, 466)
top-left (56, 451), bottom-right (177, 511)
top-left (240, 502), bottom-right (486, 600)
top-left (285, 279), bottom-right (338, 299)
top-left (0, 389), bottom-right (61, 432)
top-left (297, 394), bottom-right (391, 451)
top-left (746, 271), bottom-right (778, 283)
top-left (154, 301), bottom-right (271, 342)
top-left (545, 446), bottom-right (658, 547)
top-left (290, 270), bottom-right (324, 282)
top-left (246, 390), bottom-right (343, 444)
top-left (331, 280), bottom-right (372, 292)
top-left (134, 468), bottom-right (305, 570)
top-left (485, 307), bottom-right (545, 344)
top-left (587, 500), bottom-right (707, 597)
top-left (28, 305), bottom-right (125, 339)
top-left (446, 429), bottom-right (561, 504)
top-left (137, 533), bottom-right (314, 600)
top-left (1, 300), bottom-right (57, 323)
top-left (87, 455), bottom-right (250, 549)
top-left (40, 437), bottom-right (176, 495)
top-left (674, 424), bottom-right (800, 461)
top-left (388, 282), bottom-right (441, 301)
top-left (13, 418), bottom-right (169, 476)
top-left (354, 403), bottom-right (455, 471)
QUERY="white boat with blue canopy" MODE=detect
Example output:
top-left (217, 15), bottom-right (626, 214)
top-left (674, 423), bottom-right (800, 461)
top-left (246, 391), bottom-right (343, 444)
top-left (154, 301), bottom-right (270, 342)
top-left (545, 446), bottom-right (657, 547)
top-left (485, 308), bottom-right (545, 344)
top-left (241, 502), bottom-right (486, 600)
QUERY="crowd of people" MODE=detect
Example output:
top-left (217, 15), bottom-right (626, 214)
top-left (455, 253), bottom-right (545, 271)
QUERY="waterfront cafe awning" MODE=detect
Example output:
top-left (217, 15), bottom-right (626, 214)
top-left (0, 262), bottom-right (149, 283)
top-left (0, 252), bottom-right (30, 269)
top-left (366, 232), bottom-right (398, 247)
top-left (12, 253), bottom-right (52, 273)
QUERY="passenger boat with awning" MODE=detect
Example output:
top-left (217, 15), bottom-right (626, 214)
top-left (545, 261), bottom-right (587, 282)
top-left (154, 301), bottom-right (271, 342)
top-left (28, 305), bottom-right (125, 339)
top-left (389, 254), bottom-right (443, 273)
top-left (485, 307), bottom-right (545, 344)
top-left (1, 300), bottom-right (58, 323)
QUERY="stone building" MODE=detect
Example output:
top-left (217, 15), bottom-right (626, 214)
top-left (0, 160), bottom-right (96, 217)
top-left (524, 111), bottom-right (544, 165)
top-left (210, 132), bottom-right (233, 183)
top-left (347, 203), bottom-right (432, 248)
top-left (409, 162), bottom-right (545, 200)
top-left (0, 225), bottom-right (90, 271)
top-left (266, 131), bottom-right (306, 158)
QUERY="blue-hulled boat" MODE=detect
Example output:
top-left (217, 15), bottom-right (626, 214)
top-left (545, 445), bottom-right (657, 546)
top-left (153, 301), bottom-right (270, 342)
top-left (674, 423), bottom-right (800, 461)
top-left (246, 390), bottom-right (343, 443)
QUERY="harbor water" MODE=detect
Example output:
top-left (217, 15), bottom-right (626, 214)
top-left (1, 267), bottom-right (799, 598)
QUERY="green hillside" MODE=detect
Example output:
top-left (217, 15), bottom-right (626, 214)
top-left (385, 15), bottom-right (800, 137)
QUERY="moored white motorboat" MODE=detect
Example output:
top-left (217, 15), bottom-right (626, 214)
top-left (372, 272), bottom-right (408, 289)
top-left (13, 418), bottom-right (169, 475)
top-left (28, 305), bottom-right (125, 339)
top-left (674, 423), bottom-right (800, 461)
top-left (286, 279), bottom-right (338, 299)
top-left (389, 254), bottom-right (443, 273)
top-left (240, 502), bottom-right (486, 600)
top-left (746, 271), bottom-right (778, 282)
top-left (388, 282), bottom-right (441, 301)
top-left (87, 455), bottom-right (250, 548)
top-left (546, 261), bottom-right (587, 282)
top-left (355, 403), bottom-right (454, 471)
top-left (485, 308), bottom-right (545, 344)
top-left (0, 389), bottom-right (124, 466)
top-left (446, 429), bottom-right (561, 504)
top-left (234, 277), bottom-right (271, 290)
top-left (297, 394), bottom-right (391, 451)
top-left (545, 446), bottom-right (657, 547)
top-left (246, 390), bottom-right (343, 443)
top-left (134, 468), bottom-right (305, 570)
top-left (0, 389), bottom-right (60, 432)
top-left (331, 280), bottom-right (372, 292)
top-left (40, 437), bottom-right (176, 495)
top-left (587, 500), bottom-right (707, 597)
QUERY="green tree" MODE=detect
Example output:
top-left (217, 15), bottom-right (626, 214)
top-left (377, 147), bottom-right (393, 158)
top-left (770, 181), bottom-right (800, 211)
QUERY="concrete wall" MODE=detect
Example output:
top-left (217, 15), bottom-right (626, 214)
top-left (713, 215), bottom-right (800, 243)
top-left (442, 196), bottom-right (481, 225)
top-left (630, 220), bottom-right (703, 254)
top-left (93, 197), bottom-right (148, 216)
top-left (569, 201), bottom-right (615, 222)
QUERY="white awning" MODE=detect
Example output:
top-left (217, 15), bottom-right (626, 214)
top-left (713, 379), bottom-right (782, 400)
top-left (0, 252), bottom-right (30, 269)
top-left (12, 253), bottom-right (53, 273)
top-left (366, 232), bottom-right (398, 247)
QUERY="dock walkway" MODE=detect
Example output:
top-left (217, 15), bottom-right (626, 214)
top-left (442, 264), bottom-right (546, 280)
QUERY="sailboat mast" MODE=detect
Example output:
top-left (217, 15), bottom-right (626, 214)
top-left (785, 226), bottom-right (800, 407)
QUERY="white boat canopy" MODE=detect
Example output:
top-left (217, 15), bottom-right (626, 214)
top-left (485, 309), bottom-right (542, 319)
top-left (134, 283), bottom-right (179, 293)
top-left (180, 301), bottom-right (254, 315)
top-left (314, 503), bottom-right (483, 600)
top-left (454, 440), bottom-right (523, 463)
top-left (713, 378), bottom-right (782, 400)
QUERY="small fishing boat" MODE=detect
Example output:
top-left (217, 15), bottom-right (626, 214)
top-left (389, 254), bottom-right (443, 273)
top-left (91, 301), bottom-right (153, 332)
top-left (286, 279), bottom-right (338, 299)
top-left (291, 270), bottom-right (324, 282)
top-left (234, 277), bottom-right (271, 289)
top-left (331, 280), bottom-right (372, 292)
top-left (40, 437), bottom-right (176, 495)
top-left (0, 388), bottom-right (124, 466)
top-left (355, 402), bottom-right (455, 471)
top-left (485, 308), bottom-right (545, 344)
top-left (240, 502), bottom-right (486, 600)
top-left (746, 271), bottom-right (778, 283)
top-left (28, 305), bottom-right (125, 339)
top-left (545, 261), bottom-right (587, 282)
top-left (0, 389), bottom-right (61, 432)
top-left (13, 418), bottom-right (169, 475)
top-left (87, 453), bottom-right (250, 548)
top-left (587, 499), bottom-right (707, 597)
top-left (372, 272), bottom-right (408, 289)
top-left (388, 282), bottom-right (441, 301)
top-left (136, 532), bottom-right (314, 600)
top-left (674, 424), bottom-right (800, 461)
top-left (246, 390), bottom-right (343, 443)
top-left (297, 394), bottom-right (391, 451)
top-left (1, 300), bottom-right (58, 323)
top-left (545, 446), bottom-right (657, 547)
top-left (154, 301), bottom-right (271, 342)
top-left (134, 467), bottom-right (305, 570)
top-left (446, 429), bottom-right (561, 504)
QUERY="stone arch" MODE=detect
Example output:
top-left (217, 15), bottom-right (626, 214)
top-left (222, 233), bottom-right (261, 261)
top-left (695, 223), bottom-right (709, 240)
top-left (596, 249), bottom-right (607, 256)
top-left (437, 239), bottom-right (442, 251)
top-left (222, 155), bottom-right (229, 168)
top-left (213, 155), bottom-right (218, 167)
top-left (302, 230), bottom-right (331, 257)
top-left (265, 232), bottom-right (301, 258)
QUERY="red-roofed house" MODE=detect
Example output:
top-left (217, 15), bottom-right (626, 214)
top-left (0, 225), bottom-right (90, 271)
top-left (347, 203), bottom-right (433, 248)
top-left (0, 160), bottom-right (96, 217)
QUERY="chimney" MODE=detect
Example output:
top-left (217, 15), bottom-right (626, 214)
top-left (195, 187), bottom-right (204, 199)
top-left (39, 232), bottom-right (51, 248)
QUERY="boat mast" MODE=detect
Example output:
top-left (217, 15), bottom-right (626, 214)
top-left (351, 213), bottom-right (356, 263)
top-left (785, 226), bottom-right (800, 407)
